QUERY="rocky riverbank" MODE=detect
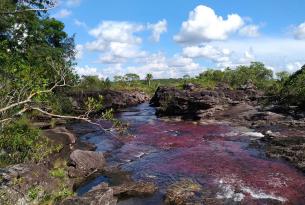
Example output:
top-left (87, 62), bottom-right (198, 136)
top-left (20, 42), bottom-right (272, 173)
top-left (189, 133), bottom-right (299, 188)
top-left (2, 85), bottom-right (305, 205)
top-left (150, 83), bottom-right (305, 175)
top-left (0, 90), bottom-right (152, 205)
top-left (68, 89), bottom-right (150, 113)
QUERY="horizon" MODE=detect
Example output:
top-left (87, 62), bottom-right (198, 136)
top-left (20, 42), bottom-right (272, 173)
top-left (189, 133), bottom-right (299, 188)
top-left (50, 0), bottom-right (305, 79)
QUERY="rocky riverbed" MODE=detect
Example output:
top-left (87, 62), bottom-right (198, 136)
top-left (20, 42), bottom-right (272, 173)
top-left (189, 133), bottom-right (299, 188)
top-left (2, 86), bottom-right (305, 205)
top-left (150, 83), bottom-right (305, 174)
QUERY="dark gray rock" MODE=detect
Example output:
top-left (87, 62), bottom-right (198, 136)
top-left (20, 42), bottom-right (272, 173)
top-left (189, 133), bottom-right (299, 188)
top-left (150, 85), bottom-right (261, 120)
top-left (68, 150), bottom-right (106, 178)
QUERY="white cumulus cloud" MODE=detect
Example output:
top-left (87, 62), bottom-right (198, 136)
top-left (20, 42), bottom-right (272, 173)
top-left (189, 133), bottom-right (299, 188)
top-left (211, 38), bottom-right (305, 72)
top-left (53, 9), bottom-right (72, 19)
top-left (75, 66), bottom-right (105, 79)
top-left (85, 21), bottom-right (146, 64)
top-left (286, 62), bottom-right (303, 72)
top-left (293, 22), bottom-right (305, 40)
top-left (148, 19), bottom-right (167, 42)
top-left (174, 5), bottom-right (244, 44)
top-left (182, 45), bottom-right (232, 65)
top-left (239, 25), bottom-right (260, 37)
top-left (88, 21), bottom-right (144, 46)
top-left (74, 19), bottom-right (88, 29)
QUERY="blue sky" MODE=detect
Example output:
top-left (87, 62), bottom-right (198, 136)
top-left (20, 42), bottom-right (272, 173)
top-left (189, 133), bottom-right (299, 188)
top-left (51, 0), bottom-right (305, 79)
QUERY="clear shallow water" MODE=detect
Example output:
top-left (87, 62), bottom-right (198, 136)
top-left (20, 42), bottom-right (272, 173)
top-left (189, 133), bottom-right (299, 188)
top-left (80, 103), bottom-right (305, 204)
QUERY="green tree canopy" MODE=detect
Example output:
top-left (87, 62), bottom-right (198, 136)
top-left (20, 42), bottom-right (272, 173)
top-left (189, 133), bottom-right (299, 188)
top-left (0, 0), bottom-right (77, 125)
top-left (125, 73), bottom-right (140, 82)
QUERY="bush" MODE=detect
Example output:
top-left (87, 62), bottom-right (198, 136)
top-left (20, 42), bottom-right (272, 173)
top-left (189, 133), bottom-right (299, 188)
top-left (197, 62), bottom-right (273, 90)
top-left (280, 65), bottom-right (305, 107)
top-left (49, 168), bottom-right (66, 178)
top-left (0, 118), bottom-right (60, 167)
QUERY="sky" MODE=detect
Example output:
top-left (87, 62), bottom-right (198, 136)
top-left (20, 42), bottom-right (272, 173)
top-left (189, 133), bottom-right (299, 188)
top-left (50, 0), bottom-right (305, 79)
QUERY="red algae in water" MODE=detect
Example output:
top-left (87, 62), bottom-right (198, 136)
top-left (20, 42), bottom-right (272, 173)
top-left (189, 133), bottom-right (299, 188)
top-left (116, 119), bottom-right (305, 203)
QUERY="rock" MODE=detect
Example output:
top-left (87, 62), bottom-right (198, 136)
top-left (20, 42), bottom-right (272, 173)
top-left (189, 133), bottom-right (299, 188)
top-left (150, 86), bottom-right (221, 119)
top-left (61, 183), bottom-right (117, 205)
top-left (68, 150), bottom-right (106, 178)
top-left (247, 112), bottom-right (285, 122)
top-left (150, 85), bottom-right (263, 120)
top-left (44, 126), bottom-right (77, 145)
top-left (0, 164), bottom-right (30, 182)
top-left (183, 83), bottom-right (198, 91)
top-left (68, 90), bottom-right (149, 112)
top-left (0, 162), bottom-right (74, 205)
top-left (261, 132), bottom-right (305, 171)
top-left (165, 179), bottom-right (204, 205)
top-left (112, 181), bottom-right (157, 198)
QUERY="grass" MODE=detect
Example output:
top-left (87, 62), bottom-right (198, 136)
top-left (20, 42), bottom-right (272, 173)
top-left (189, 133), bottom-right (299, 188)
top-left (40, 185), bottom-right (74, 204)
top-left (27, 186), bottom-right (43, 201)
top-left (49, 168), bottom-right (66, 178)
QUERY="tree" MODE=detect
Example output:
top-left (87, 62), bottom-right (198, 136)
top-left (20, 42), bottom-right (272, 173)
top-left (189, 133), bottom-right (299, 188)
top-left (78, 76), bottom-right (105, 91)
top-left (183, 74), bottom-right (190, 79)
top-left (0, 0), bottom-right (57, 15)
top-left (276, 71), bottom-right (290, 83)
top-left (198, 70), bottom-right (224, 82)
top-left (113, 75), bottom-right (123, 82)
top-left (280, 65), bottom-right (305, 107)
top-left (104, 77), bottom-right (111, 89)
top-left (145, 73), bottom-right (153, 86)
top-left (0, 0), bottom-right (107, 129)
top-left (124, 73), bottom-right (140, 86)
top-left (125, 73), bottom-right (140, 82)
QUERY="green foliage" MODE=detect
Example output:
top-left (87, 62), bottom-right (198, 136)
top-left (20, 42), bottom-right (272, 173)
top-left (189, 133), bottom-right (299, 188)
top-left (125, 73), bottom-right (140, 82)
top-left (0, 118), bottom-right (63, 167)
top-left (145, 73), bottom-right (153, 86)
top-left (49, 168), bottom-right (66, 178)
top-left (101, 108), bottom-right (114, 120)
top-left (276, 71), bottom-right (290, 82)
top-left (27, 186), bottom-right (43, 201)
top-left (112, 73), bottom-right (141, 87)
top-left (30, 184), bottom-right (74, 204)
top-left (77, 75), bottom-right (111, 91)
top-left (280, 65), bottom-right (305, 107)
top-left (0, 0), bottom-right (77, 124)
top-left (51, 186), bottom-right (74, 202)
top-left (197, 62), bottom-right (273, 90)
top-left (85, 95), bottom-right (104, 112)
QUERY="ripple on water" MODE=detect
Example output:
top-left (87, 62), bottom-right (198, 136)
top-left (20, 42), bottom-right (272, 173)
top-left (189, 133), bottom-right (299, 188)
top-left (81, 103), bottom-right (305, 204)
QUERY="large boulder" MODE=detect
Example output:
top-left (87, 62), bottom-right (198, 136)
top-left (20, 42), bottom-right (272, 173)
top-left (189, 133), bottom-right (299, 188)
top-left (43, 126), bottom-right (77, 145)
top-left (150, 85), bottom-right (262, 120)
top-left (150, 87), bottom-right (221, 119)
top-left (68, 150), bottom-right (106, 178)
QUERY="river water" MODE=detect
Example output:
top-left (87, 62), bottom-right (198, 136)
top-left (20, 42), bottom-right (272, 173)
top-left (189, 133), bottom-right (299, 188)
top-left (78, 103), bottom-right (305, 204)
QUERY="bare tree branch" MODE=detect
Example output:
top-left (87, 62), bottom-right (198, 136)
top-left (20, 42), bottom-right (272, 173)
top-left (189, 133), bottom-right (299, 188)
top-left (0, 80), bottom-right (66, 113)
top-left (29, 106), bottom-right (113, 134)
top-left (0, 0), bottom-right (58, 15)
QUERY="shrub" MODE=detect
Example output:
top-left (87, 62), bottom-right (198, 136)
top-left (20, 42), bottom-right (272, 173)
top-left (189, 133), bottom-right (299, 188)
top-left (280, 65), bottom-right (305, 107)
top-left (0, 118), bottom-right (61, 167)
top-left (49, 168), bottom-right (66, 178)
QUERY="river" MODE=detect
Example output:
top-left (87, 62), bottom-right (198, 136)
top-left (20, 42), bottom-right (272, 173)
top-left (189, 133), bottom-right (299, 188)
top-left (77, 103), bottom-right (305, 204)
